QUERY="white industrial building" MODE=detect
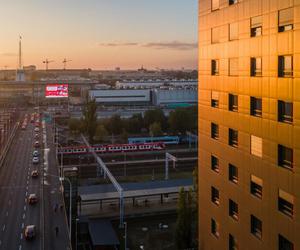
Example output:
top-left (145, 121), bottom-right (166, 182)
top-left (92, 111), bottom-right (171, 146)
top-left (152, 89), bottom-right (197, 106)
top-left (116, 79), bottom-right (198, 89)
top-left (89, 89), bottom-right (151, 106)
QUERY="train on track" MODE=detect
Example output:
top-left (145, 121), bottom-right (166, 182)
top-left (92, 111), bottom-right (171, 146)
top-left (57, 142), bottom-right (166, 155)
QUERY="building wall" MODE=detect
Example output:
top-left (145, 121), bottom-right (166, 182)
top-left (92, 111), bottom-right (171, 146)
top-left (153, 89), bottom-right (197, 106)
top-left (199, 0), bottom-right (300, 249)
top-left (89, 89), bottom-right (151, 105)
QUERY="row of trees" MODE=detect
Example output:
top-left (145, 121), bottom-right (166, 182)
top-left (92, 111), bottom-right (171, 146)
top-left (175, 168), bottom-right (198, 249)
top-left (69, 100), bottom-right (197, 143)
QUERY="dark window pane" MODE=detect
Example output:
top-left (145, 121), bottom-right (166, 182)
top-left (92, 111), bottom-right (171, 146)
top-left (251, 57), bottom-right (262, 76)
top-left (250, 175), bottom-right (263, 199)
top-left (229, 94), bottom-right (238, 112)
top-left (279, 234), bottom-right (294, 250)
top-left (211, 123), bottom-right (219, 139)
top-left (278, 101), bottom-right (293, 123)
top-left (211, 187), bottom-right (220, 205)
top-left (229, 0), bottom-right (238, 5)
top-left (211, 218), bottom-right (219, 237)
top-left (229, 199), bottom-right (238, 220)
top-left (278, 144), bottom-right (293, 170)
top-left (229, 164), bottom-right (238, 183)
top-left (278, 55), bottom-right (293, 77)
top-left (278, 189), bottom-right (294, 218)
top-left (251, 215), bottom-right (262, 239)
top-left (211, 59), bottom-right (219, 75)
top-left (229, 128), bottom-right (238, 147)
top-left (229, 234), bottom-right (238, 250)
top-left (211, 155), bottom-right (219, 173)
top-left (250, 97), bottom-right (262, 117)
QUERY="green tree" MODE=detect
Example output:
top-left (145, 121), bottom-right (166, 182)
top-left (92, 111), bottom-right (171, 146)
top-left (149, 122), bottom-right (162, 137)
top-left (107, 114), bottom-right (123, 135)
top-left (68, 118), bottom-right (81, 134)
top-left (94, 124), bottom-right (108, 142)
top-left (82, 99), bottom-right (97, 143)
top-left (175, 187), bottom-right (196, 250)
top-left (126, 113), bottom-right (144, 133)
top-left (144, 108), bottom-right (167, 130)
top-left (121, 129), bottom-right (129, 143)
top-left (168, 108), bottom-right (194, 134)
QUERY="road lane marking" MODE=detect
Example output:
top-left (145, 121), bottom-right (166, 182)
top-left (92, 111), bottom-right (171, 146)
top-left (6, 211), bottom-right (8, 216)
top-left (20, 233), bottom-right (23, 239)
top-left (2, 225), bottom-right (5, 231)
top-left (24, 206), bottom-right (26, 211)
top-left (19, 245), bottom-right (22, 250)
top-left (22, 213), bottom-right (25, 219)
top-left (25, 191), bottom-right (28, 196)
top-left (22, 223), bottom-right (24, 229)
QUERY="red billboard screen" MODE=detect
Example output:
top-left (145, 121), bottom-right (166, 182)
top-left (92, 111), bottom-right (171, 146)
top-left (45, 84), bottom-right (68, 98)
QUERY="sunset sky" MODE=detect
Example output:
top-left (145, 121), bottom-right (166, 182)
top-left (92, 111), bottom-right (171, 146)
top-left (0, 0), bottom-right (198, 70)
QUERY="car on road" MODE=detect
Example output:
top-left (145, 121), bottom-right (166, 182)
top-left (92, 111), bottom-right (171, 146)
top-left (34, 141), bottom-right (40, 148)
top-left (31, 170), bottom-right (39, 178)
top-left (34, 133), bottom-right (39, 139)
top-left (28, 194), bottom-right (38, 205)
top-left (32, 157), bottom-right (39, 164)
top-left (24, 225), bottom-right (36, 240)
top-left (33, 150), bottom-right (39, 157)
top-left (34, 127), bottom-right (39, 132)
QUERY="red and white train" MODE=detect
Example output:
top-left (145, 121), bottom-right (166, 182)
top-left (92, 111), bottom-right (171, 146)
top-left (57, 142), bottom-right (165, 155)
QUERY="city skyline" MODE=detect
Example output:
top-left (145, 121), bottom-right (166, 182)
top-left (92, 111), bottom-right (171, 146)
top-left (0, 0), bottom-right (198, 70)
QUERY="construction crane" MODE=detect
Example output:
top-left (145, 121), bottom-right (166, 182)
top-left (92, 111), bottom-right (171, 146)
top-left (62, 58), bottom-right (72, 70)
top-left (43, 59), bottom-right (54, 71)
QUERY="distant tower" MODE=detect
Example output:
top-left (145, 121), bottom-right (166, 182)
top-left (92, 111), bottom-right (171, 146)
top-left (15, 36), bottom-right (26, 82)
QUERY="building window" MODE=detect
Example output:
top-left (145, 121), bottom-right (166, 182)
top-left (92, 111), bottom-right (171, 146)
top-left (250, 97), bottom-right (262, 117)
top-left (278, 189), bottom-right (294, 218)
top-left (229, 58), bottom-right (238, 76)
top-left (251, 135), bottom-right (262, 158)
top-left (278, 101), bottom-right (293, 124)
top-left (211, 218), bottom-right (219, 238)
top-left (229, 164), bottom-right (238, 184)
top-left (211, 155), bottom-right (219, 173)
top-left (229, 22), bottom-right (238, 41)
top-left (211, 91), bottom-right (219, 108)
top-left (250, 175), bottom-right (263, 199)
top-left (229, 0), bottom-right (238, 5)
top-left (278, 8), bottom-right (293, 32)
top-left (212, 27), bottom-right (220, 43)
top-left (211, 59), bottom-right (219, 75)
top-left (279, 234), bottom-right (294, 250)
top-left (278, 55), bottom-right (293, 77)
top-left (251, 215), bottom-right (262, 239)
top-left (250, 57), bottom-right (262, 76)
top-left (211, 123), bottom-right (219, 140)
top-left (229, 199), bottom-right (238, 220)
top-left (211, 186), bottom-right (220, 205)
top-left (251, 15), bottom-right (262, 37)
top-left (229, 94), bottom-right (238, 112)
top-left (229, 128), bottom-right (238, 147)
top-left (278, 144), bottom-right (293, 170)
top-left (212, 0), bottom-right (220, 11)
top-left (229, 234), bottom-right (238, 250)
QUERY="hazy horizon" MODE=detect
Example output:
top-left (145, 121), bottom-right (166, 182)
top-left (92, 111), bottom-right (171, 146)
top-left (0, 0), bottom-right (198, 71)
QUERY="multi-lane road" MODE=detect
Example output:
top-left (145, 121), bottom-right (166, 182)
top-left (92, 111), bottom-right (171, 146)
top-left (0, 113), bottom-right (70, 250)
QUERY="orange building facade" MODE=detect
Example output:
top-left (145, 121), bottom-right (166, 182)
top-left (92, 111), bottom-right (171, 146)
top-left (198, 0), bottom-right (300, 249)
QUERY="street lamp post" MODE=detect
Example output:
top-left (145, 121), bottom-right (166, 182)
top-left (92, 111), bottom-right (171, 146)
top-left (124, 221), bottom-right (127, 250)
top-left (60, 176), bottom-right (72, 240)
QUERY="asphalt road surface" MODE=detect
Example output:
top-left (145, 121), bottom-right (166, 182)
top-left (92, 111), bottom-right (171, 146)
top-left (0, 115), bottom-right (70, 250)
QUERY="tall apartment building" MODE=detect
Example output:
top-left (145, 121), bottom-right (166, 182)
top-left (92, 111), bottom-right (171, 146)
top-left (198, 0), bottom-right (299, 249)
